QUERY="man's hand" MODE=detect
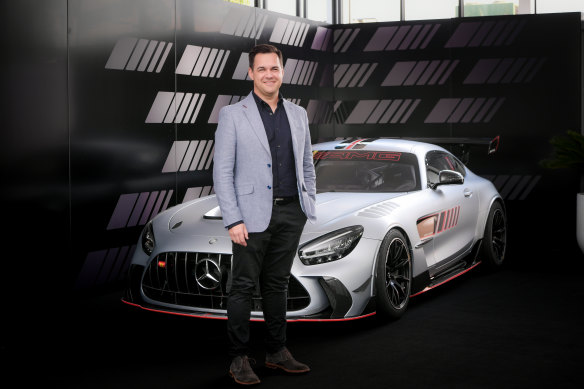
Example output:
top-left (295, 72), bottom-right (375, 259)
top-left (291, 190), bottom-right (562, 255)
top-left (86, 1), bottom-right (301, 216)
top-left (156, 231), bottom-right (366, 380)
top-left (228, 223), bottom-right (249, 246)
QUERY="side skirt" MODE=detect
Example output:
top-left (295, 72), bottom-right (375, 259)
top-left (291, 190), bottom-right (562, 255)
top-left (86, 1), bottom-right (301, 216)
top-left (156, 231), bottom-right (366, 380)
top-left (410, 240), bottom-right (483, 297)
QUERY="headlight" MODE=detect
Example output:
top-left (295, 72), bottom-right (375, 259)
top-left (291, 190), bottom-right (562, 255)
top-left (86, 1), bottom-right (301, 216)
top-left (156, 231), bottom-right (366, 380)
top-left (298, 225), bottom-right (364, 266)
top-left (141, 221), bottom-right (156, 255)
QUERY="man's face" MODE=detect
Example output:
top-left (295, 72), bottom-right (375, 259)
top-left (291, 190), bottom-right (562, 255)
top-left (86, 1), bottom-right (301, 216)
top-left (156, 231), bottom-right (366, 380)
top-left (248, 52), bottom-right (284, 100)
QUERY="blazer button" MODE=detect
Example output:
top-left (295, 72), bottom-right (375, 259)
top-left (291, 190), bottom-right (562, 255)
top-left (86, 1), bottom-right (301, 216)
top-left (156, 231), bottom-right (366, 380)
top-left (267, 185), bottom-right (272, 189)
top-left (267, 164), bottom-right (271, 167)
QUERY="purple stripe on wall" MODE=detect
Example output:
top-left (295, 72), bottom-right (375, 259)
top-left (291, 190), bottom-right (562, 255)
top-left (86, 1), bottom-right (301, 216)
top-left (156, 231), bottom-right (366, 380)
top-left (404, 61), bottom-right (429, 86)
top-left (501, 57), bottom-right (526, 83)
top-left (428, 60), bottom-right (450, 85)
top-left (391, 99), bottom-right (411, 123)
top-left (366, 100), bottom-right (391, 124)
top-left (490, 58), bottom-right (516, 84)
top-left (382, 62), bottom-right (416, 86)
top-left (494, 20), bottom-right (518, 46)
top-left (95, 247), bottom-right (119, 285)
top-left (412, 24), bottom-right (432, 49)
top-left (425, 98), bottom-right (460, 123)
top-left (483, 98), bottom-right (505, 122)
top-left (111, 245), bottom-right (132, 282)
top-left (461, 98), bottom-right (486, 123)
top-left (126, 38), bottom-right (148, 71)
top-left (345, 100), bottom-right (380, 123)
top-left (505, 19), bottom-right (526, 45)
top-left (107, 193), bottom-right (138, 230)
top-left (438, 60), bottom-right (459, 84)
top-left (464, 59), bottom-right (500, 84)
top-left (105, 37), bottom-right (137, 69)
top-left (469, 21), bottom-right (494, 47)
top-left (152, 190), bottom-right (168, 218)
top-left (75, 250), bottom-right (108, 287)
top-left (139, 191), bottom-right (160, 225)
top-left (473, 97), bottom-right (497, 122)
top-left (380, 99), bottom-right (402, 123)
top-left (386, 26), bottom-right (411, 50)
top-left (399, 24), bottom-right (422, 50)
top-left (417, 60), bottom-right (441, 85)
top-left (400, 99), bottom-right (421, 123)
top-left (127, 192), bottom-right (150, 227)
top-left (364, 26), bottom-right (398, 51)
top-left (448, 98), bottom-right (474, 123)
top-left (445, 22), bottom-right (481, 48)
top-left (483, 21), bottom-right (506, 46)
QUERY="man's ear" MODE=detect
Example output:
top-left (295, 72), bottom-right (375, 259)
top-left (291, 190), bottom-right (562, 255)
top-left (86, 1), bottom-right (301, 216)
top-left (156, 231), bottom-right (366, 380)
top-left (247, 67), bottom-right (254, 80)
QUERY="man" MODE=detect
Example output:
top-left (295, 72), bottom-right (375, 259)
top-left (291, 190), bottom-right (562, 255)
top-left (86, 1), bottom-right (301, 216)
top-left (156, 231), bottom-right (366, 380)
top-left (213, 44), bottom-right (317, 385)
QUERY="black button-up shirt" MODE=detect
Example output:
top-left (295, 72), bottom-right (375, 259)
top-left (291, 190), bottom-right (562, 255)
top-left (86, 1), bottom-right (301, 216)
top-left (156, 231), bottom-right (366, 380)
top-left (252, 91), bottom-right (298, 198)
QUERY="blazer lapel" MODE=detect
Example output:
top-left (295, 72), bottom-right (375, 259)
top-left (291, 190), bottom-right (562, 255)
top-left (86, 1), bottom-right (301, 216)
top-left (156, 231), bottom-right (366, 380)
top-left (283, 100), bottom-right (302, 161)
top-left (241, 93), bottom-right (271, 155)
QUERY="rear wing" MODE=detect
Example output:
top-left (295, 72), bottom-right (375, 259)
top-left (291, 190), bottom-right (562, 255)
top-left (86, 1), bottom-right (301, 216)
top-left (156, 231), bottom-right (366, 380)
top-left (400, 136), bottom-right (500, 164)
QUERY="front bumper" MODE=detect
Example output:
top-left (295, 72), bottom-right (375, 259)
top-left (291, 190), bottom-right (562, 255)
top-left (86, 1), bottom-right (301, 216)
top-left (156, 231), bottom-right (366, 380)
top-left (123, 237), bottom-right (381, 321)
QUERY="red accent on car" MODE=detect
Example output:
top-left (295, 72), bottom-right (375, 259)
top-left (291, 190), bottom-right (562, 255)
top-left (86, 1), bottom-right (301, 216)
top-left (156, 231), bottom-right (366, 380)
top-left (345, 138), bottom-right (365, 149)
top-left (410, 261), bottom-right (481, 298)
top-left (121, 299), bottom-right (377, 322)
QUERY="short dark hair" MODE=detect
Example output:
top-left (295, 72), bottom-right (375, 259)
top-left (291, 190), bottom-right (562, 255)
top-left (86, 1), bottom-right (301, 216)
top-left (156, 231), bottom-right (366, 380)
top-left (248, 44), bottom-right (284, 69)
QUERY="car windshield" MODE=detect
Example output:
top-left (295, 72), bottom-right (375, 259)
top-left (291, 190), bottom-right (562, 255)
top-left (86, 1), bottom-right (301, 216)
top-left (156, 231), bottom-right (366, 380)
top-left (314, 150), bottom-right (421, 193)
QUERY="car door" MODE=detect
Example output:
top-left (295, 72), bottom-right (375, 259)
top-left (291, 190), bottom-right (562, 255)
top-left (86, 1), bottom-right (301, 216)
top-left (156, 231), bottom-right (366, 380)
top-left (425, 151), bottom-right (479, 267)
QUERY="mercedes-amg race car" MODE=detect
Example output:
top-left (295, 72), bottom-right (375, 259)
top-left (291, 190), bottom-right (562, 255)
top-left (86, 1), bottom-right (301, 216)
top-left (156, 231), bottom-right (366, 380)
top-left (123, 138), bottom-right (506, 321)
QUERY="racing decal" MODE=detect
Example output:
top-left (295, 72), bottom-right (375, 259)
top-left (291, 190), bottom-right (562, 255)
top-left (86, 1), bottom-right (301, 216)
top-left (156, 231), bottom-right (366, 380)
top-left (313, 150), bottom-right (402, 161)
top-left (333, 138), bottom-right (378, 149)
top-left (417, 205), bottom-right (461, 239)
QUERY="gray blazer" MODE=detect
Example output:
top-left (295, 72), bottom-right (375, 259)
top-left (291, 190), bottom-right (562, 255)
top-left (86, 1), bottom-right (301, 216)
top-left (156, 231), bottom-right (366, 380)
top-left (213, 93), bottom-right (317, 233)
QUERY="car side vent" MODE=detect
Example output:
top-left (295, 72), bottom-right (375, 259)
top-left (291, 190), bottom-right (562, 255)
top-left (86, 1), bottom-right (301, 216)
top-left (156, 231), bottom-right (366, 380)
top-left (358, 201), bottom-right (399, 218)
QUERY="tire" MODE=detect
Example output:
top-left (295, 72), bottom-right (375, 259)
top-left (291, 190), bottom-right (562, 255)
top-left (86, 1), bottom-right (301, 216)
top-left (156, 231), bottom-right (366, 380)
top-left (481, 201), bottom-right (507, 268)
top-left (375, 229), bottom-right (412, 320)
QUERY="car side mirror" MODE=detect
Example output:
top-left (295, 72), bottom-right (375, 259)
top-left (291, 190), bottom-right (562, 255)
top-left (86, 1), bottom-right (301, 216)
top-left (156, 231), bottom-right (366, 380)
top-left (429, 170), bottom-right (464, 189)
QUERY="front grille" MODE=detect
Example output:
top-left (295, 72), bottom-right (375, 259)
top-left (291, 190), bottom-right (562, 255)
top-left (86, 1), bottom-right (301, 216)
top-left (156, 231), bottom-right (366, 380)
top-left (142, 252), bottom-right (310, 312)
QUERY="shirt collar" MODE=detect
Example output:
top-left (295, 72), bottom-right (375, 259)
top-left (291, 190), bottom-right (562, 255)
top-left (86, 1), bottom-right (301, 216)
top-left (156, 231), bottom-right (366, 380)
top-left (252, 91), bottom-right (284, 111)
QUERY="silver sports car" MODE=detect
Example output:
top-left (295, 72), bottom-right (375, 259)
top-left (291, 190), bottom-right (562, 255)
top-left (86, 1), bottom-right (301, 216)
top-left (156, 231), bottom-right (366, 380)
top-left (123, 138), bottom-right (506, 321)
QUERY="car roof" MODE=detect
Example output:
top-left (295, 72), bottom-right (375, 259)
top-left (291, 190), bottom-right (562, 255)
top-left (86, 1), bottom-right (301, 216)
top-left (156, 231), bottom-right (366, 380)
top-left (312, 138), bottom-right (448, 155)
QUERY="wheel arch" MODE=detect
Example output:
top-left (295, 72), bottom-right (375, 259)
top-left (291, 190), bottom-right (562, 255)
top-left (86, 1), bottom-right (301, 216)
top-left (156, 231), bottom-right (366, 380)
top-left (478, 195), bottom-right (506, 239)
top-left (372, 225), bottom-right (414, 281)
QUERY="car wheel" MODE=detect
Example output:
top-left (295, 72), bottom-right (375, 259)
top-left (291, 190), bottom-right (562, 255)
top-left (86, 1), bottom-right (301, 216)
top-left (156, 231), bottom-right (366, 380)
top-left (375, 229), bottom-right (412, 319)
top-left (481, 201), bottom-right (507, 268)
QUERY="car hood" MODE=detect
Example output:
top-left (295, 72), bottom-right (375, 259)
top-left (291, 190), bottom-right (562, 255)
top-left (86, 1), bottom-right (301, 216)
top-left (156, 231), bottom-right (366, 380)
top-left (166, 192), bottom-right (405, 238)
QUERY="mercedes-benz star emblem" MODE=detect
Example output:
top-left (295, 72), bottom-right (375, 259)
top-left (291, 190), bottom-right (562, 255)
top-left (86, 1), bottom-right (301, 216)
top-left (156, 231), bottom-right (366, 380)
top-left (195, 258), bottom-right (221, 290)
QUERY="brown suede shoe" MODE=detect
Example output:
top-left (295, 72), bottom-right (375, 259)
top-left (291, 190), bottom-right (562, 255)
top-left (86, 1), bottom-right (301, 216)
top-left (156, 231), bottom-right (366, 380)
top-left (265, 347), bottom-right (310, 373)
top-left (229, 355), bottom-right (261, 385)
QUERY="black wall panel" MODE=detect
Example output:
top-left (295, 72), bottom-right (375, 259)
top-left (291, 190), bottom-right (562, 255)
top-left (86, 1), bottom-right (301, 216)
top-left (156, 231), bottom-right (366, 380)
top-left (2, 0), bottom-right (70, 321)
top-left (2, 0), bottom-right (581, 308)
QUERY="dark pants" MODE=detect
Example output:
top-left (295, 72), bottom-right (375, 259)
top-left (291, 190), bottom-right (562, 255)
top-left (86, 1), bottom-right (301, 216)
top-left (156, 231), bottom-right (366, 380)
top-left (227, 199), bottom-right (307, 357)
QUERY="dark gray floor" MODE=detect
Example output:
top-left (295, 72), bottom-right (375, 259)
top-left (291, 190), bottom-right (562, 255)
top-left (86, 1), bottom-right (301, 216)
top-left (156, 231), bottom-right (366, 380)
top-left (6, 246), bottom-right (584, 389)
